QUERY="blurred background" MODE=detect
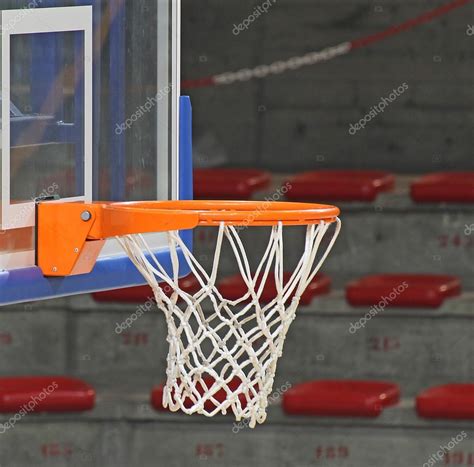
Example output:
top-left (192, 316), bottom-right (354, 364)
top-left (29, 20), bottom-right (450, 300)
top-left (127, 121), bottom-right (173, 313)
top-left (185, 0), bottom-right (473, 173)
top-left (0, 0), bottom-right (473, 466)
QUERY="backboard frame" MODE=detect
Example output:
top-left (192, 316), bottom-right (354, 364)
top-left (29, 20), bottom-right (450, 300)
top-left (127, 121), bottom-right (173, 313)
top-left (1, 6), bottom-right (94, 232)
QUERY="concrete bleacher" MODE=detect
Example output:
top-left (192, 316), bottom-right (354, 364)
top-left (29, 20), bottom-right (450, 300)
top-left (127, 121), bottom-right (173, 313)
top-left (0, 380), bottom-right (473, 466)
top-left (1, 272), bottom-right (473, 465)
top-left (0, 170), bottom-right (472, 466)
top-left (193, 171), bottom-right (474, 288)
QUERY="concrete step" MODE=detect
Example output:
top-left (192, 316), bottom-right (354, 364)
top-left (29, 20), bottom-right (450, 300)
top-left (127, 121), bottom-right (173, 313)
top-left (0, 393), bottom-right (473, 467)
top-left (192, 172), bottom-right (474, 285)
top-left (0, 291), bottom-right (472, 393)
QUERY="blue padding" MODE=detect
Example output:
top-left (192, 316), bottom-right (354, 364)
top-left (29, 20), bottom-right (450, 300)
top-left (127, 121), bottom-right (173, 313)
top-left (178, 96), bottom-right (194, 255)
top-left (0, 249), bottom-right (190, 306)
top-left (0, 96), bottom-right (194, 306)
top-left (180, 96), bottom-right (193, 201)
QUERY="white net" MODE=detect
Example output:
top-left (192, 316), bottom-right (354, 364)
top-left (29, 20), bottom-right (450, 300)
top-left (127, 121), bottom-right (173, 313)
top-left (117, 219), bottom-right (341, 428)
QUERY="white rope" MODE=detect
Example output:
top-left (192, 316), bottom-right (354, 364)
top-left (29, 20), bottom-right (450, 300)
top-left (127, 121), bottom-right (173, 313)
top-left (117, 219), bottom-right (341, 428)
top-left (213, 42), bottom-right (351, 85)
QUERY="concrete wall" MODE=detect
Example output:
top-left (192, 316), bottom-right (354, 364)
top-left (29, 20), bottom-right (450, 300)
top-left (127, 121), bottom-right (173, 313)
top-left (182, 0), bottom-right (474, 172)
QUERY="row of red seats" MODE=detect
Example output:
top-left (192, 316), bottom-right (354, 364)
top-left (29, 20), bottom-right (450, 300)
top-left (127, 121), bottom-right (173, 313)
top-left (55, 169), bottom-right (472, 202)
top-left (283, 382), bottom-right (473, 419)
top-left (152, 380), bottom-right (474, 420)
top-left (0, 377), bottom-right (471, 420)
top-left (93, 273), bottom-right (462, 309)
top-left (194, 169), bottom-right (474, 203)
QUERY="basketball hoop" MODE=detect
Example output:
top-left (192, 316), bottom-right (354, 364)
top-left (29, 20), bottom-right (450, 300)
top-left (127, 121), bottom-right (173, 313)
top-left (37, 200), bottom-right (341, 427)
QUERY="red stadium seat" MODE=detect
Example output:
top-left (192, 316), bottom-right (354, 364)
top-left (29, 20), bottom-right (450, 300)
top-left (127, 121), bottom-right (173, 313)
top-left (282, 380), bottom-right (400, 417)
top-left (411, 172), bottom-right (474, 203)
top-left (218, 272), bottom-right (331, 306)
top-left (0, 377), bottom-right (95, 413)
top-left (346, 274), bottom-right (461, 308)
top-left (93, 274), bottom-right (201, 303)
top-left (416, 384), bottom-right (474, 420)
top-left (286, 170), bottom-right (395, 202)
top-left (151, 376), bottom-right (247, 413)
top-left (194, 168), bottom-right (271, 200)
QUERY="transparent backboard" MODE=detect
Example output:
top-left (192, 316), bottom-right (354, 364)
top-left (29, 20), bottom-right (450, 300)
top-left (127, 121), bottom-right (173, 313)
top-left (0, 1), bottom-right (187, 303)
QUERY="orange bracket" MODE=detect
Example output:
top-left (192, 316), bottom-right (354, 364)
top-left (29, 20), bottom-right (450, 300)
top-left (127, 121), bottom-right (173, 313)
top-left (37, 202), bottom-right (199, 277)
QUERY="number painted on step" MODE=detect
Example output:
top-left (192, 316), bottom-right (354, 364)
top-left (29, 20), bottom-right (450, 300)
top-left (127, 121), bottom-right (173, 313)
top-left (315, 446), bottom-right (349, 460)
top-left (368, 336), bottom-right (401, 352)
top-left (0, 333), bottom-right (12, 345)
top-left (444, 452), bottom-right (474, 465)
top-left (40, 443), bottom-right (73, 458)
top-left (439, 235), bottom-right (474, 249)
top-left (195, 443), bottom-right (225, 460)
top-left (121, 332), bottom-right (149, 346)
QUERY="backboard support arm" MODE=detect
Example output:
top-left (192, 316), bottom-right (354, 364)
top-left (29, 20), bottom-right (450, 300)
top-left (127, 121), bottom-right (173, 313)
top-left (36, 201), bottom-right (199, 277)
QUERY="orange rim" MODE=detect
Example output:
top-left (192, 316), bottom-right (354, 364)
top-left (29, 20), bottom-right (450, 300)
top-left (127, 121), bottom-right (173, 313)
top-left (106, 200), bottom-right (340, 226)
top-left (37, 200), bottom-right (340, 277)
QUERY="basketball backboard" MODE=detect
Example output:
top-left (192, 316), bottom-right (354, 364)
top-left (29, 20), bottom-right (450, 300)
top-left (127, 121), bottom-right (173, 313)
top-left (0, 0), bottom-right (191, 305)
